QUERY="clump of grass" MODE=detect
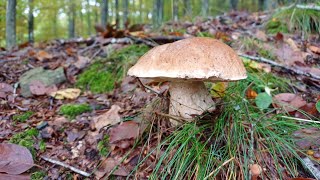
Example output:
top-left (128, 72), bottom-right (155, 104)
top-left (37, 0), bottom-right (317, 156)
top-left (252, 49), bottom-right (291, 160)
top-left (240, 37), bottom-right (276, 59)
top-left (76, 44), bottom-right (149, 93)
top-left (12, 111), bottom-right (33, 122)
top-left (31, 171), bottom-right (47, 180)
top-left (134, 67), bottom-right (315, 179)
top-left (196, 31), bottom-right (214, 38)
top-left (266, 6), bottom-right (320, 37)
top-left (59, 103), bottom-right (92, 119)
top-left (97, 135), bottom-right (110, 156)
top-left (9, 128), bottom-right (39, 157)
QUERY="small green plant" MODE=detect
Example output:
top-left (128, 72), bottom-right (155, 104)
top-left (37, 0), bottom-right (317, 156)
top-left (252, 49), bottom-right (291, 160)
top-left (39, 140), bottom-right (46, 152)
top-left (97, 135), bottom-right (110, 156)
top-left (9, 128), bottom-right (39, 157)
top-left (59, 103), bottom-right (92, 119)
top-left (76, 45), bottom-right (149, 93)
top-left (266, 6), bottom-right (320, 37)
top-left (196, 31), bottom-right (214, 38)
top-left (240, 37), bottom-right (276, 59)
top-left (12, 111), bottom-right (33, 122)
top-left (31, 171), bottom-right (47, 180)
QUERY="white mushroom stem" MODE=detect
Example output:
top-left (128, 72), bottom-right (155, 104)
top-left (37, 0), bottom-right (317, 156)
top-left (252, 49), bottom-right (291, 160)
top-left (169, 81), bottom-right (215, 125)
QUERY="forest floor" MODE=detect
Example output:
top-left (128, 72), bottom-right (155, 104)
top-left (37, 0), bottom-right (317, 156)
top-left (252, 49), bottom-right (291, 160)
top-left (0, 11), bottom-right (320, 180)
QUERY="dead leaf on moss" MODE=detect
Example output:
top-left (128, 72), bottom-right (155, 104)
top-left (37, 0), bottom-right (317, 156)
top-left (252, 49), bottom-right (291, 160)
top-left (273, 93), bottom-right (306, 112)
top-left (0, 143), bottom-right (34, 175)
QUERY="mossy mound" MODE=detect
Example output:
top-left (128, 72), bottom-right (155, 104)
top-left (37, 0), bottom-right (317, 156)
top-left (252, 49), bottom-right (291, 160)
top-left (9, 128), bottom-right (39, 157)
top-left (76, 44), bottom-right (149, 94)
top-left (59, 103), bottom-right (92, 119)
top-left (12, 111), bottom-right (34, 122)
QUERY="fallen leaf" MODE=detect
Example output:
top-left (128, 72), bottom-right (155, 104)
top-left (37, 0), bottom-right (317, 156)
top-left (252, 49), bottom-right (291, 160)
top-left (0, 173), bottom-right (30, 180)
top-left (285, 38), bottom-right (299, 51)
top-left (210, 82), bottom-right (227, 98)
top-left (255, 93), bottom-right (272, 110)
top-left (246, 88), bottom-right (258, 99)
top-left (95, 157), bottom-right (129, 178)
top-left (50, 88), bottom-right (81, 100)
top-left (273, 93), bottom-right (306, 112)
top-left (0, 143), bottom-right (34, 175)
top-left (309, 45), bottom-right (320, 55)
top-left (74, 56), bottom-right (90, 69)
top-left (295, 103), bottom-right (320, 119)
top-left (255, 30), bottom-right (267, 41)
top-left (0, 83), bottom-right (13, 93)
top-left (29, 80), bottom-right (48, 96)
top-left (93, 105), bottom-right (121, 131)
top-left (35, 50), bottom-right (52, 61)
top-left (109, 121), bottom-right (139, 144)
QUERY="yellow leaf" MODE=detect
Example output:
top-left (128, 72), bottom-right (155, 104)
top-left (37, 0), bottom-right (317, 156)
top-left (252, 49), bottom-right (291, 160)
top-left (50, 88), bottom-right (81, 100)
top-left (210, 82), bottom-right (228, 98)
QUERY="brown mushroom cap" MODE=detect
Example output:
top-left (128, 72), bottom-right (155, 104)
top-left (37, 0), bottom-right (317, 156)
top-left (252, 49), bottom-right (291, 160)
top-left (128, 37), bottom-right (247, 82)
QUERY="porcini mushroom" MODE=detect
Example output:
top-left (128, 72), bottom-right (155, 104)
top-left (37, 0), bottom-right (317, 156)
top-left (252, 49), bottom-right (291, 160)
top-left (128, 37), bottom-right (246, 124)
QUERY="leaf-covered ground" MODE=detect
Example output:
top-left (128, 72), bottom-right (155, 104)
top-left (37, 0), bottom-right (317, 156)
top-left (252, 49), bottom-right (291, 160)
top-left (0, 11), bottom-right (320, 179)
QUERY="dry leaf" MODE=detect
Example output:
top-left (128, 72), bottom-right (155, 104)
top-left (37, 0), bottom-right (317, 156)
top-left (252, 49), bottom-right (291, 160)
top-left (29, 81), bottom-right (57, 96)
top-left (246, 88), bottom-right (258, 99)
top-left (285, 38), bottom-right (299, 51)
top-left (93, 105), bottom-right (121, 131)
top-left (35, 50), bottom-right (52, 61)
top-left (255, 30), bottom-right (267, 41)
top-left (309, 45), bottom-right (320, 55)
top-left (95, 157), bottom-right (129, 178)
top-left (273, 93), bottom-right (307, 112)
top-left (0, 173), bottom-right (30, 180)
top-left (0, 143), bottom-right (34, 175)
top-left (50, 88), bottom-right (81, 100)
top-left (74, 56), bottom-right (89, 69)
top-left (109, 121), bottom-right (139, 143)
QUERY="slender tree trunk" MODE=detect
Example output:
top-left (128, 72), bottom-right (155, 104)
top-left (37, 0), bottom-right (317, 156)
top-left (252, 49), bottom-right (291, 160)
top-left (183, 0), bottom-right (192, 17)
top-left (201, 0), bottom-right (209, 17)
top-left (123, 0), bottom-right (129, 27)
top-left (68, 0), bottom-right (76, 38)
top-left (53, 14), bottom-right (58, 37)
top-left (28, 0), bottom-right (34, 43)
top-left (230, 0), bottom-right (238, 10)
top-left (86, 0), bottom-right (92, 35)
top-left (139, 0), bottom-right (143, 22)
top-left (6, 0), bottom-right (17, 49)
top-left (101, 0), bottom-right (108, 27)
top-left (172, 0), bottom-right (178, 21)
top-left (115, 0), bottom-right (119, 29)
top-left (153, 0), bottom-right (163, 27)
top-left (258, 0), bottom-right (268, 11)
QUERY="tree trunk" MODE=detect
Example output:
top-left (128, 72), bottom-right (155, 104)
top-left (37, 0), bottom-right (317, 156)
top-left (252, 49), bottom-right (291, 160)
top-left (28, 0), bottom-right (34, 43)
top-left (115, 0), bottom-right (119, 29)
top-left (153, 0), bottom-right (163, 27)
top-left (86, 0), bottom-right (92, 35)
top-left (68, 0), bottom-right (76, 38)
top-left (183, 0), bottom-right (192, 17)
top-left (6, 0), bottom-right (17, 49)
top-left (172, 0), bottom-right (178, 21)
top-left (101, 0), bottom-right (108, 27)
top-left (123, 0), bottom-right (129, 27)
top-left (258, 0), bottom-right (268, 11)
top-left (139, 0), bottom-right (143, 22)
top-left (201, 0), bottom-right (209, 17)
top-left (230, 0), bottom-right (238, 10)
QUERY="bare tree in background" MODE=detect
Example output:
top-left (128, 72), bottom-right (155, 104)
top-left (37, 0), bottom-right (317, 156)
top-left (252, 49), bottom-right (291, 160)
top-left (201, 0), bottom-right (209, 17)
top-left (230, 0), bottom-right (238, 10)
top-left (86, 0), bottom-right (92, 35)
top-left (115, 0), bottom-right (119, 29)
top-left (101, 0), bottom-right (108, 27)
top-left (123, 0), bottom-right (129, 27)
top-left (6, 0), bottom-right (17, 49)
top-left (139, 0), bottom-right (143, 22)
top-left (172, 0), bottom-right (178, 21)
top-left (68, 0), bottom-right (76, 38)
top-left (183, 0), bottom-right (192, 17)
top-left (28, 0), bottom-right (34, 43)
top-left (153, 0), bottom-right (164, 27)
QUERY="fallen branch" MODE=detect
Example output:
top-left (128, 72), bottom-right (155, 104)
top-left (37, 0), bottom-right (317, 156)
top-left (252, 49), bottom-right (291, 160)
top-left (296, 4), bottom-right (320, 11)
top-left (238, 54), bottom-right (320, 80)
top-left (41, 156), bottom-right (91, 177)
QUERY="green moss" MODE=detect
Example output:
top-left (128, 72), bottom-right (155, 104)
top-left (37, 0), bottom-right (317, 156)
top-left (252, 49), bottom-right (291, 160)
top-left (12, 111), bottom-right (33, 122)
top-left (59, 103), bottom-right (92, 119)
top-left (39, 140), bottom-right (46, 152)
top-left (97, 135), bottom-right (110, 156)
top-left (266, 7), bottom-right (320, 36)
top-left (9, 128), bottom-right (39, 157)
top-left (76, 45), bottom-right (149, 93)
top-left (31, 171), bottom-right (47, 180)
top-left (196, 31), bottom-right (214, 38)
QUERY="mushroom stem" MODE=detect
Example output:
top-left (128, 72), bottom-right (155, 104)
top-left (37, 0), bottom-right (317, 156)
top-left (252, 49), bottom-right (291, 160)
top-left (169, 81), bottom-right (215, 125)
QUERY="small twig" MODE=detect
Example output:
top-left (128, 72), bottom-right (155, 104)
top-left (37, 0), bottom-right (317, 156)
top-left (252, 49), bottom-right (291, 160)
top-left (296, 4), bottom-right (320, 11)
top-left (136, 77), bottom-right (161, 95)
top-left (204, 157), bottom-right (235, 180)
top-left (239, 54), bottom-right (320, 80)
top-left (280, 116), bottom-right (320, 124)
top-left (90, 48), bottom-right (102, 60)
top-left (41, 156), bottom-right (91, 177)
top-left (302, 157), bottom-right (320, 179)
